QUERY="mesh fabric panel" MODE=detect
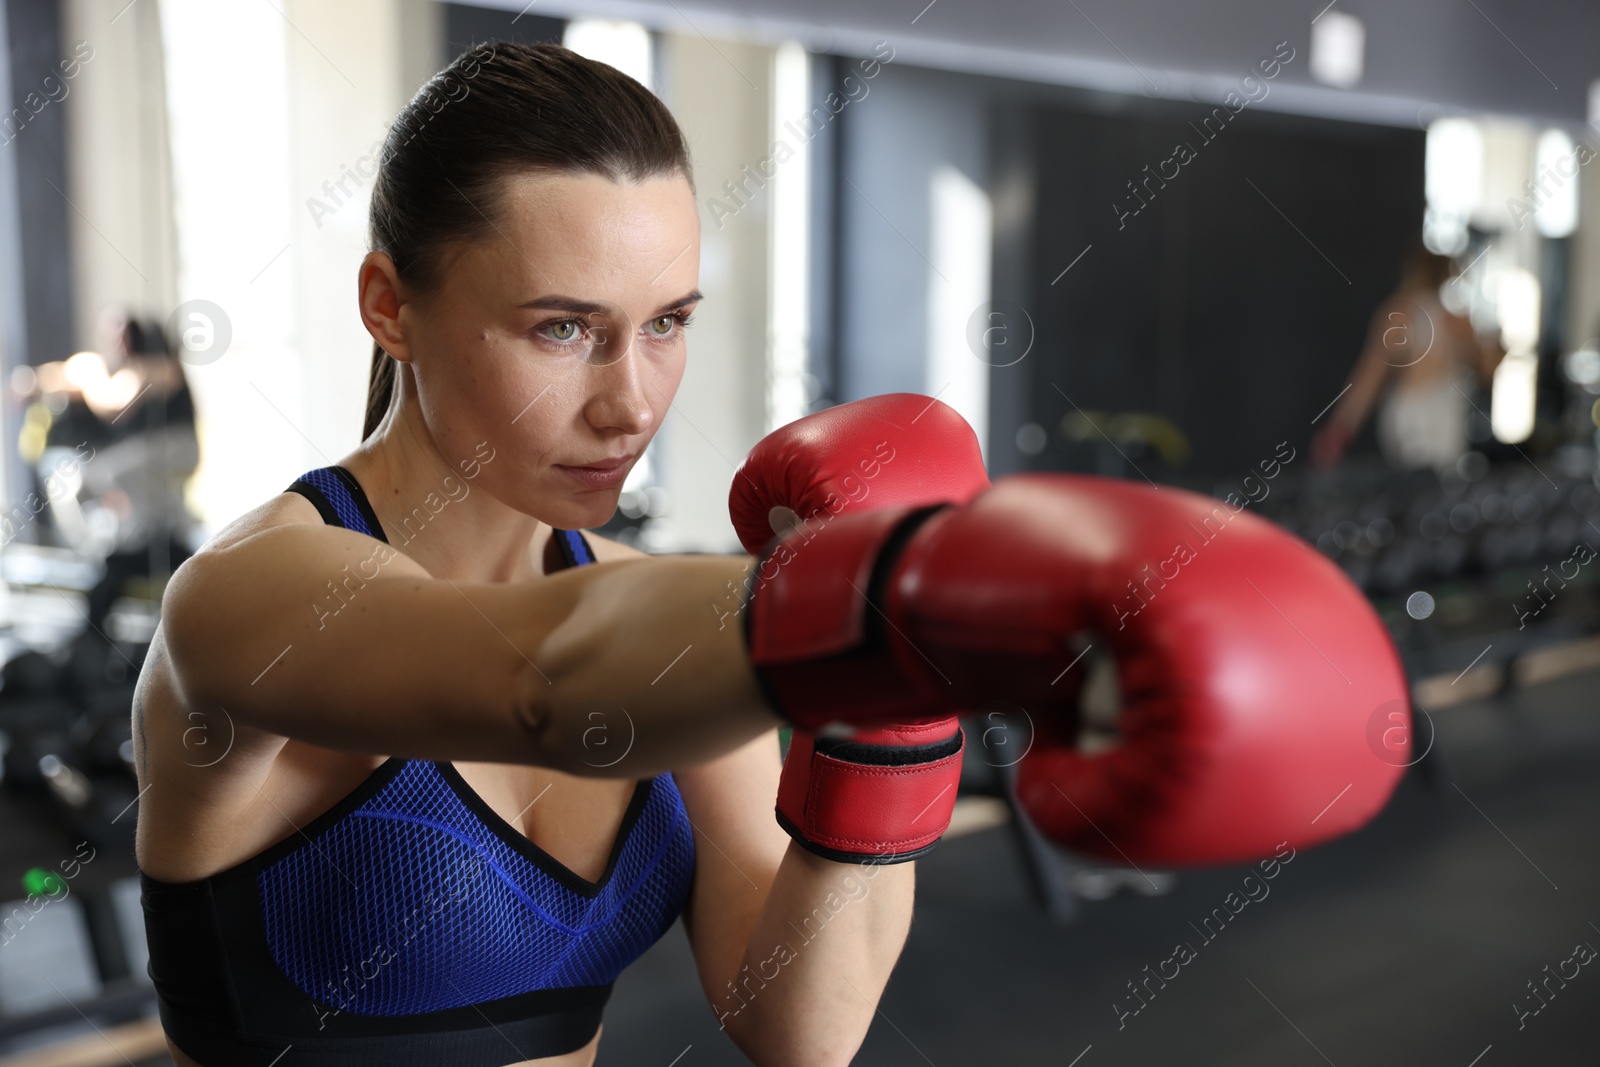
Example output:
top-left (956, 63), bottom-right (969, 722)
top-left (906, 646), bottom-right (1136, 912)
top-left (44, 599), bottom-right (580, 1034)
top-left (258, 761), bottom-right (694, 1015)
top-left (291, 468), bottom-right (372, 534)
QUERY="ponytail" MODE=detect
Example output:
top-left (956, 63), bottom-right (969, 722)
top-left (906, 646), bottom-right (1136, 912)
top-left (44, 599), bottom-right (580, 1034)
top-left (363, 343), bottom-right (396, 441)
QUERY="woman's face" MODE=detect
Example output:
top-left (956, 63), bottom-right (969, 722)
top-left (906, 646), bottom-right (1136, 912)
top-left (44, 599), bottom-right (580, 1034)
top-left (405, 170), bottom-right (700, 531)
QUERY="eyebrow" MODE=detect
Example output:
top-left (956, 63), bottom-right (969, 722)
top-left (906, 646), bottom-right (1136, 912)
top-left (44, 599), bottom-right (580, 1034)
top-left (518, 290), bottom-right (704, 316)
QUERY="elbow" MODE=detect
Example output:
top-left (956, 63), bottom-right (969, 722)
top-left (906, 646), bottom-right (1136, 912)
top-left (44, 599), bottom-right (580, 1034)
top-left (510, 661), bottom-right (595, 776)
top-left (157, 554), bottom-right (215, 705)
top-left (511, 664), bottom-right (567, 773)
top-left (720, 1004), bottom-right (866, 1067)
top-left (513, 624), bottom-right (658, 777)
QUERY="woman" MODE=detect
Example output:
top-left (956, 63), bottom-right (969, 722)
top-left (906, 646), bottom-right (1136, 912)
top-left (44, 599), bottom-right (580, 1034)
top-left (134, 43), bottom-right (933, 1067)
top-left (1312, 243), bottom-right (1503, 473)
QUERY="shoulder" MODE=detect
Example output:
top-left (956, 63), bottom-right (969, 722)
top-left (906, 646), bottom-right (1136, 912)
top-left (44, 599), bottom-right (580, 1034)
top-left (161, 486), bottom-right (373, 646)
top-left (191, 487), bottom-right (324, 559)
top-left (580, 530), bottom-right (650, 564)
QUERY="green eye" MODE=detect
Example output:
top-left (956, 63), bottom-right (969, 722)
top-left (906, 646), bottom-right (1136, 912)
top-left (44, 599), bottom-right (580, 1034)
top-left (649, 315), bottom-right (675, 335)
top-left (549, 321), bottom-right (578, 341)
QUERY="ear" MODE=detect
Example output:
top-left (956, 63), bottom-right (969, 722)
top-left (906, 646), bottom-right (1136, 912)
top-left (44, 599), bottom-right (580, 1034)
top-left (359, 252), bottom-right (413, 362)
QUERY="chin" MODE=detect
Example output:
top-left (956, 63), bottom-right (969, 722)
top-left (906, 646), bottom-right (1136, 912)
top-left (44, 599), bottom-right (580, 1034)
top-left (563, 495), bottom-right (620, 530)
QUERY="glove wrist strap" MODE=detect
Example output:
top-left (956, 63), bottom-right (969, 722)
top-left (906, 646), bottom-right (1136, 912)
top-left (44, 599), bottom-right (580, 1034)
top-left (776, 723), bottom-right (965, 864)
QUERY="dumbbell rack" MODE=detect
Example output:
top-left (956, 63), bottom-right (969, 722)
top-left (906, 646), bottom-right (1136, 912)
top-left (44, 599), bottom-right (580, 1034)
top-left (0, 544), bottom-right (158, 1059)
top-left (1261, 458), bottom-right (1600, 699)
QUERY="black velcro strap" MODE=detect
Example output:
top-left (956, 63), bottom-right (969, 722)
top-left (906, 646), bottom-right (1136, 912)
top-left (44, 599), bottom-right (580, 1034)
top-left (811, 728), bottom-right (963, 767)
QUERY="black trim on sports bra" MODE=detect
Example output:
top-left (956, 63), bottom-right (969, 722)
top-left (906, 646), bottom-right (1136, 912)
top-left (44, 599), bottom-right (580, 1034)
top-left (284, 467), bottom-right (391, 544)
top-left (149, 963), bottom-right (611, 1066)
top-left (435, 766), bottom-right (653, 899)
top-left (332, 467), bottom-right (391, 544)
top-left (284, 479), bottom-right (343, 530)
top-left (544, 527), bottom-right (597, 574)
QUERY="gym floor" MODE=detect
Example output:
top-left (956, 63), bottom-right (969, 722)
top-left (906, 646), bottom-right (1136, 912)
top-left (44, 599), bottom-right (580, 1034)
top-left (9, 663), bottom-right (1595, 1067)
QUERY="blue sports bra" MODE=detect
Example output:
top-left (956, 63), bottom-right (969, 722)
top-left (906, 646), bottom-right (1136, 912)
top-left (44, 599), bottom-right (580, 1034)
top-left (139, 465), bottom-right (696, 1066)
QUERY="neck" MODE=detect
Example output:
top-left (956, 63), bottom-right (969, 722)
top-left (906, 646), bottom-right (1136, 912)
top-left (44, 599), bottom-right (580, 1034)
top-left (343, 367), bottom-right (548, 584)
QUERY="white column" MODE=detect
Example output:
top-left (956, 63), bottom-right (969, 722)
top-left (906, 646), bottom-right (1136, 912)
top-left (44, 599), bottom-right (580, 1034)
top-left (155, 0), bottom-right (429, 535)
top-left (766, 41), bottom-right (810, 435)
top-left (655, 33), bottom-right (773, 554)
top-left (62, 0), bottom-right (180, 350)
top-left (284, 0), bottom-right (420, 466)
top-left (926, 164), bottom-right (992, 464)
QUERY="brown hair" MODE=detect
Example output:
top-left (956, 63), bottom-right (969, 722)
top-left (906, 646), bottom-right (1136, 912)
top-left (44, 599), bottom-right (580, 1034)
top-left (1402, 241), bottom-right (1454, 293)
top-left (362, 42), bottom-right (693, 441)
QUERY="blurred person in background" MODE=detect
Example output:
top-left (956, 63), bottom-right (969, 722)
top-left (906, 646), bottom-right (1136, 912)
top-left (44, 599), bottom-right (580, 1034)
top-left (14, 306), bottom-right (200, 636)
top-left (1312, 243), bottom-right (1503, 474)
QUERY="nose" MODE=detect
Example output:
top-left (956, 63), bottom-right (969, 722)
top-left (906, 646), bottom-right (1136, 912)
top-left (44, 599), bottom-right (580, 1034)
top-left (584, 334), bottom-right (655, 437)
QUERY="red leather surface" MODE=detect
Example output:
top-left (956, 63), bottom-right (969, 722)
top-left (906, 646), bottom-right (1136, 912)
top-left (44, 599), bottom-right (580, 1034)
top-left (744, 504), bottom-right (913, 663)
top-left (777, 721), bottom-right (965, 858)
top-left (736, 393), bottom-right (991, 728)
top-left (729, 392), bottom-right (990, 556)
top-left (888, 474), bottom-right (1410, 867)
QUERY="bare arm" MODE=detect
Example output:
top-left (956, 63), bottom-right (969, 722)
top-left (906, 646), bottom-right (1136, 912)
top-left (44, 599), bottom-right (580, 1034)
top-left (1326, 303), bottom-right (1401, 436)
top-left (590, 527), bottom-right (915, 1064)
top-left (676, 732), bottom-right (915, 1067)
top-left (16, 355), bottom-right (180, 409)
top-left (162, 522), bottom-right (779, 777)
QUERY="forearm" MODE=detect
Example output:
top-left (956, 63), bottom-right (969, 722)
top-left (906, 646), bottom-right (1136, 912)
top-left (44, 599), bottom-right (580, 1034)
top-left (718, 845), bottom-right (914, 1067)
top-left (168, 534), bottom-right (776, 769)
top-left (523, 554), bottom-right (780, 776)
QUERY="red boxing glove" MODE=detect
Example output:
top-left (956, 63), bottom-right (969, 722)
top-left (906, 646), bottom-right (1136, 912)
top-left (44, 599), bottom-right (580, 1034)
top-left (732, 394), bottom-right (986, 863)
top-left (742, 474), bottom-right (1409, 867)
top-left (729, 392), bottom-right (989, 556)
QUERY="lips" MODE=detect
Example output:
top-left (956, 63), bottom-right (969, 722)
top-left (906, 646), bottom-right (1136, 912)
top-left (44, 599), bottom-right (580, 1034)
top-left (561, 454), bottom-right (633, 471)
top-left (554, 455), bottom-right (634, 490)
